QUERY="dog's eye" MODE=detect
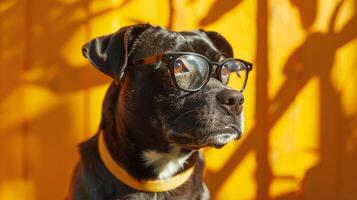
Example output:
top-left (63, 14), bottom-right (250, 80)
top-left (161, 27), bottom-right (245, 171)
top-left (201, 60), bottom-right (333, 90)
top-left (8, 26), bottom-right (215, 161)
top-left (172, 55), bottom-right (209, 91)
top-left (221, 65), bottom-right (230, 76)
top-left (174, 60), bottom-right (189, 74)
top-left (220, 65), bottom-right (231, 84)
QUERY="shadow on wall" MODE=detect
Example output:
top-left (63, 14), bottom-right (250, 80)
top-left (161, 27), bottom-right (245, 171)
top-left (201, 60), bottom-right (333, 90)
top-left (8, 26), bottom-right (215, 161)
top-left (281, 0), bottom-right (357, 199)
top-left (0, 0), bottom-right (117, 199)
top-left (0, 0), bottom-right (112, 99)
top-left (203, 0), bottom-right (357, 199)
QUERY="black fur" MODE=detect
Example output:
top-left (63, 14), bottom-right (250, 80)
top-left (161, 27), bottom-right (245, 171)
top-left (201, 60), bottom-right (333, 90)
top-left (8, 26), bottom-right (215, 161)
top-left (69, 24), bottom-right (244, 199)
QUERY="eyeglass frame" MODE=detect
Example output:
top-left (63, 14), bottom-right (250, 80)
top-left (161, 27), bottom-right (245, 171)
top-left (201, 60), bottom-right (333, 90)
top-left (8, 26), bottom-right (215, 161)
top-left (131, 52), bottom-right (253, 92)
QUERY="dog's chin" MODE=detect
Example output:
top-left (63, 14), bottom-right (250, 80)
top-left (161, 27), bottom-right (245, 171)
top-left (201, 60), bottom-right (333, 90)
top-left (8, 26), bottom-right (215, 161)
top-left (168, 114), bottom-right (244, 150)
top-left (169, 128), bottom-right (242, 150)
top-left (206, 132), bottom-right (242, 149)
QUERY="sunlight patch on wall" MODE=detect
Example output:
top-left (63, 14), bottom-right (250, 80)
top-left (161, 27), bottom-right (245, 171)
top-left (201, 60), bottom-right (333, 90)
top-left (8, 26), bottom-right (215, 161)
top-left (0, 179), bottom-right (35, 200)
top-left (269, 77), bottom-right (320, 197)
top-left (216, 151), bottom-right (257, 200)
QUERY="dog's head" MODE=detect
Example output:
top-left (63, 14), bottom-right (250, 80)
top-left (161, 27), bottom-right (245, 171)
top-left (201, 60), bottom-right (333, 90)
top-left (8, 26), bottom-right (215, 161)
top-left (83, 24), bottom-right (251, 149)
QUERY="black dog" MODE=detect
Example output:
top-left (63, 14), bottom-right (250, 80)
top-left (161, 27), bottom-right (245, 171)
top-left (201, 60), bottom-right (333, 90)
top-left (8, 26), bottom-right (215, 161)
top-left (69, 23), bottom-right (251, 200)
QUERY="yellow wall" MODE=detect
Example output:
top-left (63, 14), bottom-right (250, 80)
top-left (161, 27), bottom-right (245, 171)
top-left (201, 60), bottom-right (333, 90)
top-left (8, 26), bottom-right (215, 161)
top-left (0, 0), bottom-right (356, 199)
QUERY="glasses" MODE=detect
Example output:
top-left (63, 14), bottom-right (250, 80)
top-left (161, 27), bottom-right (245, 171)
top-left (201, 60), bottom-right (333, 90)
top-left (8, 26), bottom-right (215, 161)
top-left (132, 52), bottom-right (253, 92)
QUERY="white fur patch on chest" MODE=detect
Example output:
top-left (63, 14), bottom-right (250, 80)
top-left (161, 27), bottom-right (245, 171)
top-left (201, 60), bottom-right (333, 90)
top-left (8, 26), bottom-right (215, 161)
top-left (142, 147), bottom-right (193, 179)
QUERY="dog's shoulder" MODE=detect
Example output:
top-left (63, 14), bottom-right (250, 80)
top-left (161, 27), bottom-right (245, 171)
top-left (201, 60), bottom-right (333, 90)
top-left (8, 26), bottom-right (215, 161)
top-left (70, 134), bottom-right (134, 199)
top-left (78, 134), bottom-right (99, 163)
top-left (70, 134), bottom-right (108, 199)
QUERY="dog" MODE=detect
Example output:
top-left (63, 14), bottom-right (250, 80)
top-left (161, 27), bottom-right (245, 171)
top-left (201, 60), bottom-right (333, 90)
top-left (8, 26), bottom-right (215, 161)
top-left (69, 23), bottom-right (252, 200)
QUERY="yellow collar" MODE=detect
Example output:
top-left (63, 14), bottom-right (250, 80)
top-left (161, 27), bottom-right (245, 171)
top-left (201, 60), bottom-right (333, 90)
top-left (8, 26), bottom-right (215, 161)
top-left (98, 131), bottom-right (195, 192)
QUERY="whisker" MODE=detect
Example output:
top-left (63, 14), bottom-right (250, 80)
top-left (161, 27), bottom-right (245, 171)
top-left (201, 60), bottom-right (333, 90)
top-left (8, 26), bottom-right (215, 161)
top-left (193, 118), bottom-right (203, 126)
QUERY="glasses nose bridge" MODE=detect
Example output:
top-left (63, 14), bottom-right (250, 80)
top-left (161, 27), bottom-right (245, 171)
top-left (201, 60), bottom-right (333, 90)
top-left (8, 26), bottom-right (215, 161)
top-left (209, 60), bottom-right (223, 71)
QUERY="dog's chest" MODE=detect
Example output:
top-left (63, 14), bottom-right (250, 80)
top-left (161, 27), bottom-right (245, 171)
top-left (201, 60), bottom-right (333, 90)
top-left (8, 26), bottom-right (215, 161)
top-left (142, 147), bottom-right (194, 179)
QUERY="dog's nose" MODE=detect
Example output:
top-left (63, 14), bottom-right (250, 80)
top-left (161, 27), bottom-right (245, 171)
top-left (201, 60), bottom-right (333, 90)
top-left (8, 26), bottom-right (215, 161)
top-left (216, 89), bottom-right (244, 115)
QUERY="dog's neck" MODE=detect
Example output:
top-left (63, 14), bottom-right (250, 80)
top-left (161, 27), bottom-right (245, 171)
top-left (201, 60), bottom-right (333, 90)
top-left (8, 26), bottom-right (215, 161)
top-left (100, 83), bottom-right (197, 180)
top-left (102, 104), bottom-right (197, 180)
top-left (103, 128), bottom-right (197, 181)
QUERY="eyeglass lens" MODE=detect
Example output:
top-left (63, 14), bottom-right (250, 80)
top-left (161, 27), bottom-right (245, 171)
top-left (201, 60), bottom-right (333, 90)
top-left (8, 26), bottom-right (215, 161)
top-left (172, 54), bottom-right (247, 91)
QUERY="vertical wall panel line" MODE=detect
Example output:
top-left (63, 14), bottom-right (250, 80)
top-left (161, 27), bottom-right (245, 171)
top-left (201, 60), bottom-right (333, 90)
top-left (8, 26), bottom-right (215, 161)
top-left (255, 0), bottom-right (272, 199)
top-left (21, 0), bottom-right (31, 182)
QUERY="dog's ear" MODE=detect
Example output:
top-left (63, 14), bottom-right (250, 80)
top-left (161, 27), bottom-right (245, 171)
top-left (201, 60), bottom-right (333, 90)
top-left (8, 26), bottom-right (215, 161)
top-left (82, 24), bottom-right (150, 80)
top-left (201, 30), bottom-right (234, 58)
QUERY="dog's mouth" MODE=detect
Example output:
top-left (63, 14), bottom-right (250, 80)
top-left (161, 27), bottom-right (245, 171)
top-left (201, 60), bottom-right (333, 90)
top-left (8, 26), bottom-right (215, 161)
top-left (207, 124), bottom-right (242, 148)
top-left (168, 123), bottom-right (242, 149)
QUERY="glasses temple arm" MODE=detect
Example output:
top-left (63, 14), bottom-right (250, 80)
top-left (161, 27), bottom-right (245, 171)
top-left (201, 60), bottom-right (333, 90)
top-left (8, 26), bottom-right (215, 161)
top-left (132, 55), bottom-right (163, 65)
